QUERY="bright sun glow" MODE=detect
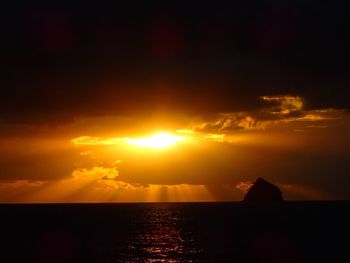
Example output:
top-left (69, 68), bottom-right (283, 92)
top-left (125, 133), bottom-right (184, 148)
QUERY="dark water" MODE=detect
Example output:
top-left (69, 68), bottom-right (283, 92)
top-left (1, 202), bottom-right (350, 262)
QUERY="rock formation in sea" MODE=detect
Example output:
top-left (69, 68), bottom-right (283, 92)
top-left (243, 177), bottom-right (283, 203)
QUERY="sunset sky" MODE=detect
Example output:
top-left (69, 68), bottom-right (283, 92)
top-left (1, 1), bottom-right (349, 202)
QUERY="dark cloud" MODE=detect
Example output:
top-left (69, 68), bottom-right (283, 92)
top-left (187, 96), bottom-right (346, 133)
top-left (1, 1), bottom-right (350, 124)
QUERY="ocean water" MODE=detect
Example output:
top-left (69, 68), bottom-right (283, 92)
top-left (1, 202), bottom-right (350, 262)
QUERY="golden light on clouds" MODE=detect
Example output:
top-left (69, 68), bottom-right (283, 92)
top-left (71, 136), bottom-right (122, 145)
top-left (72, 166), bottom-right (119, 180)
top-left (203, 133), bottom-right (225, 143)
top-left (261, 95), bottom-right (303, 115)
top-left (1, 94), bottom-right (348, 203)
top-left (71, 132), bottom-right (186, 149)
top-left (124, 133), bottom-right (185, 149)
top-left (0, 179), bottom-right (215, 203)
top-left (236, 181), bottom-right (254, 193)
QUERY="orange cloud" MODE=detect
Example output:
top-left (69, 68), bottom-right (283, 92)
top-left (203, 133), bottom-right (225, 143)
top-left (72, 166), bottom-right (119, 180)
top-left (235, 181), bottom-right (253, 193)
top-left (0, 180), bottom-right (45, 189)
top-left (79, 150), bottom-right (92, 156)
top-left (71, 133), bottom-right (186, 149)
top-left (261, 95), bottom-right (303, 115)
top-left (0, 178), bottom-right (215, 203)
top-left (71, 136), bottom-right (122, 145)
top-left (186, 96), bottom-right (345, 134)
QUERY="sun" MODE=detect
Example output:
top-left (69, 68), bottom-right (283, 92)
top-left (125, 133), bottom-right (185, 149)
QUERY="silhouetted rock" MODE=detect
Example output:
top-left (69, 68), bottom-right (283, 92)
top-left (243, 178), bottom-right (283, 203)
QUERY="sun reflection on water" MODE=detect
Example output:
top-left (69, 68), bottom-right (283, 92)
top-left (124, 205), bottom-right (202, 262)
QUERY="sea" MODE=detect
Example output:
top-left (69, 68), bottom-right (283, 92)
top-left (1, 202), bottom-right (349, 262)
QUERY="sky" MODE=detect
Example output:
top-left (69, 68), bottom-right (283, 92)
top-left (0, 1), bottom-right (349, 202)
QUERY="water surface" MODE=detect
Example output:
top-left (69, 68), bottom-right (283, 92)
top-left (1, 202), bottom-right (349, 262)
